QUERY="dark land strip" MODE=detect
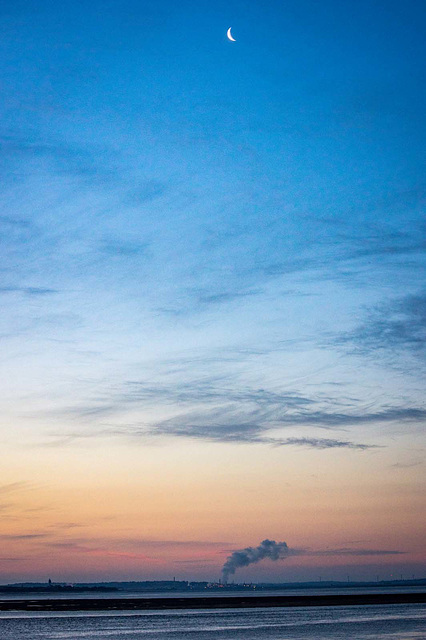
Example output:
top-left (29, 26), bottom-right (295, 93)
top-left (1, 592), bottom-right (425, 611)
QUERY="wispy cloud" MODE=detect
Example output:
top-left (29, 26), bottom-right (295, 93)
top-left (337, 292), bottom-right (426, 362)
top-left (0, 534), bottom-right (49, 541)
top-left (34, 537), bottom-right (232, 561)
top-left (391, 460), bottom-right (423, 469)
top-left (0, 215), bottom-right (31, 229)
top-left (299, 547), bottom-right (407, 557)
top-left (0, 557), bottom-right (22, 563)
top-left (0, 134), bottom-right (111, 181)
top-left (99, 240), bottom-right (150, 258)
top-left (0, 482), bottom-right (30, 496)
top-left (275, 437), bottom-right (375, 450)
top-left (43, 372), bottom-right (426, 450)
top-left (149, 411), bottom-right (378, 449)
top-left (0, 286), bottom-right (58, 296)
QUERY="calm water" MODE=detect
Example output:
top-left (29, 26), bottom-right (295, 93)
top-left (0, 604), bottom-right (425, 639)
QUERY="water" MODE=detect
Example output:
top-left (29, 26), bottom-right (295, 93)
top-left (0, 603), bottom-right (425, 639)
top-left (1, 586), bottom-right (424, 600)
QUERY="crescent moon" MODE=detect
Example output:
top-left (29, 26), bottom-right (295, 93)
top-left (227, 27), bottom-right (236, 42)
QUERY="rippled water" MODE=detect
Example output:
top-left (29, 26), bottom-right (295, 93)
top-left (0, 603), bottom-right (425, 639)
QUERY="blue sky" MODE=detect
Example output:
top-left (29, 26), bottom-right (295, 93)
top-left (0, 0), bottom-right (425, 581)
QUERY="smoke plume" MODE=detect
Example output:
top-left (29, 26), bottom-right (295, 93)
top-left (222, 539), bottom-right (291, 583)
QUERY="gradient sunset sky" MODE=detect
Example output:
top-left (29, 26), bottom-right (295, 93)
top-left (0, 0), bottom-right (425, 583)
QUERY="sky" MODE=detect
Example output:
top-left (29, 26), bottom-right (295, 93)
top-left (0, 0), bottom-right (425, 583)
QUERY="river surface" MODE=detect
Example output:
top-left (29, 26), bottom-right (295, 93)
top-left (0, 603), bottom-right (425, 639)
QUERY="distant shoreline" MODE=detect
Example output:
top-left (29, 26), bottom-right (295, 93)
top-left (0, 586), bottom-right (117, 594)
top-left (1, 592), bottom-right (425, 612)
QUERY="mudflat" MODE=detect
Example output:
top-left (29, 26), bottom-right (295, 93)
top-left (1, 592), bottom-right (425, 611)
